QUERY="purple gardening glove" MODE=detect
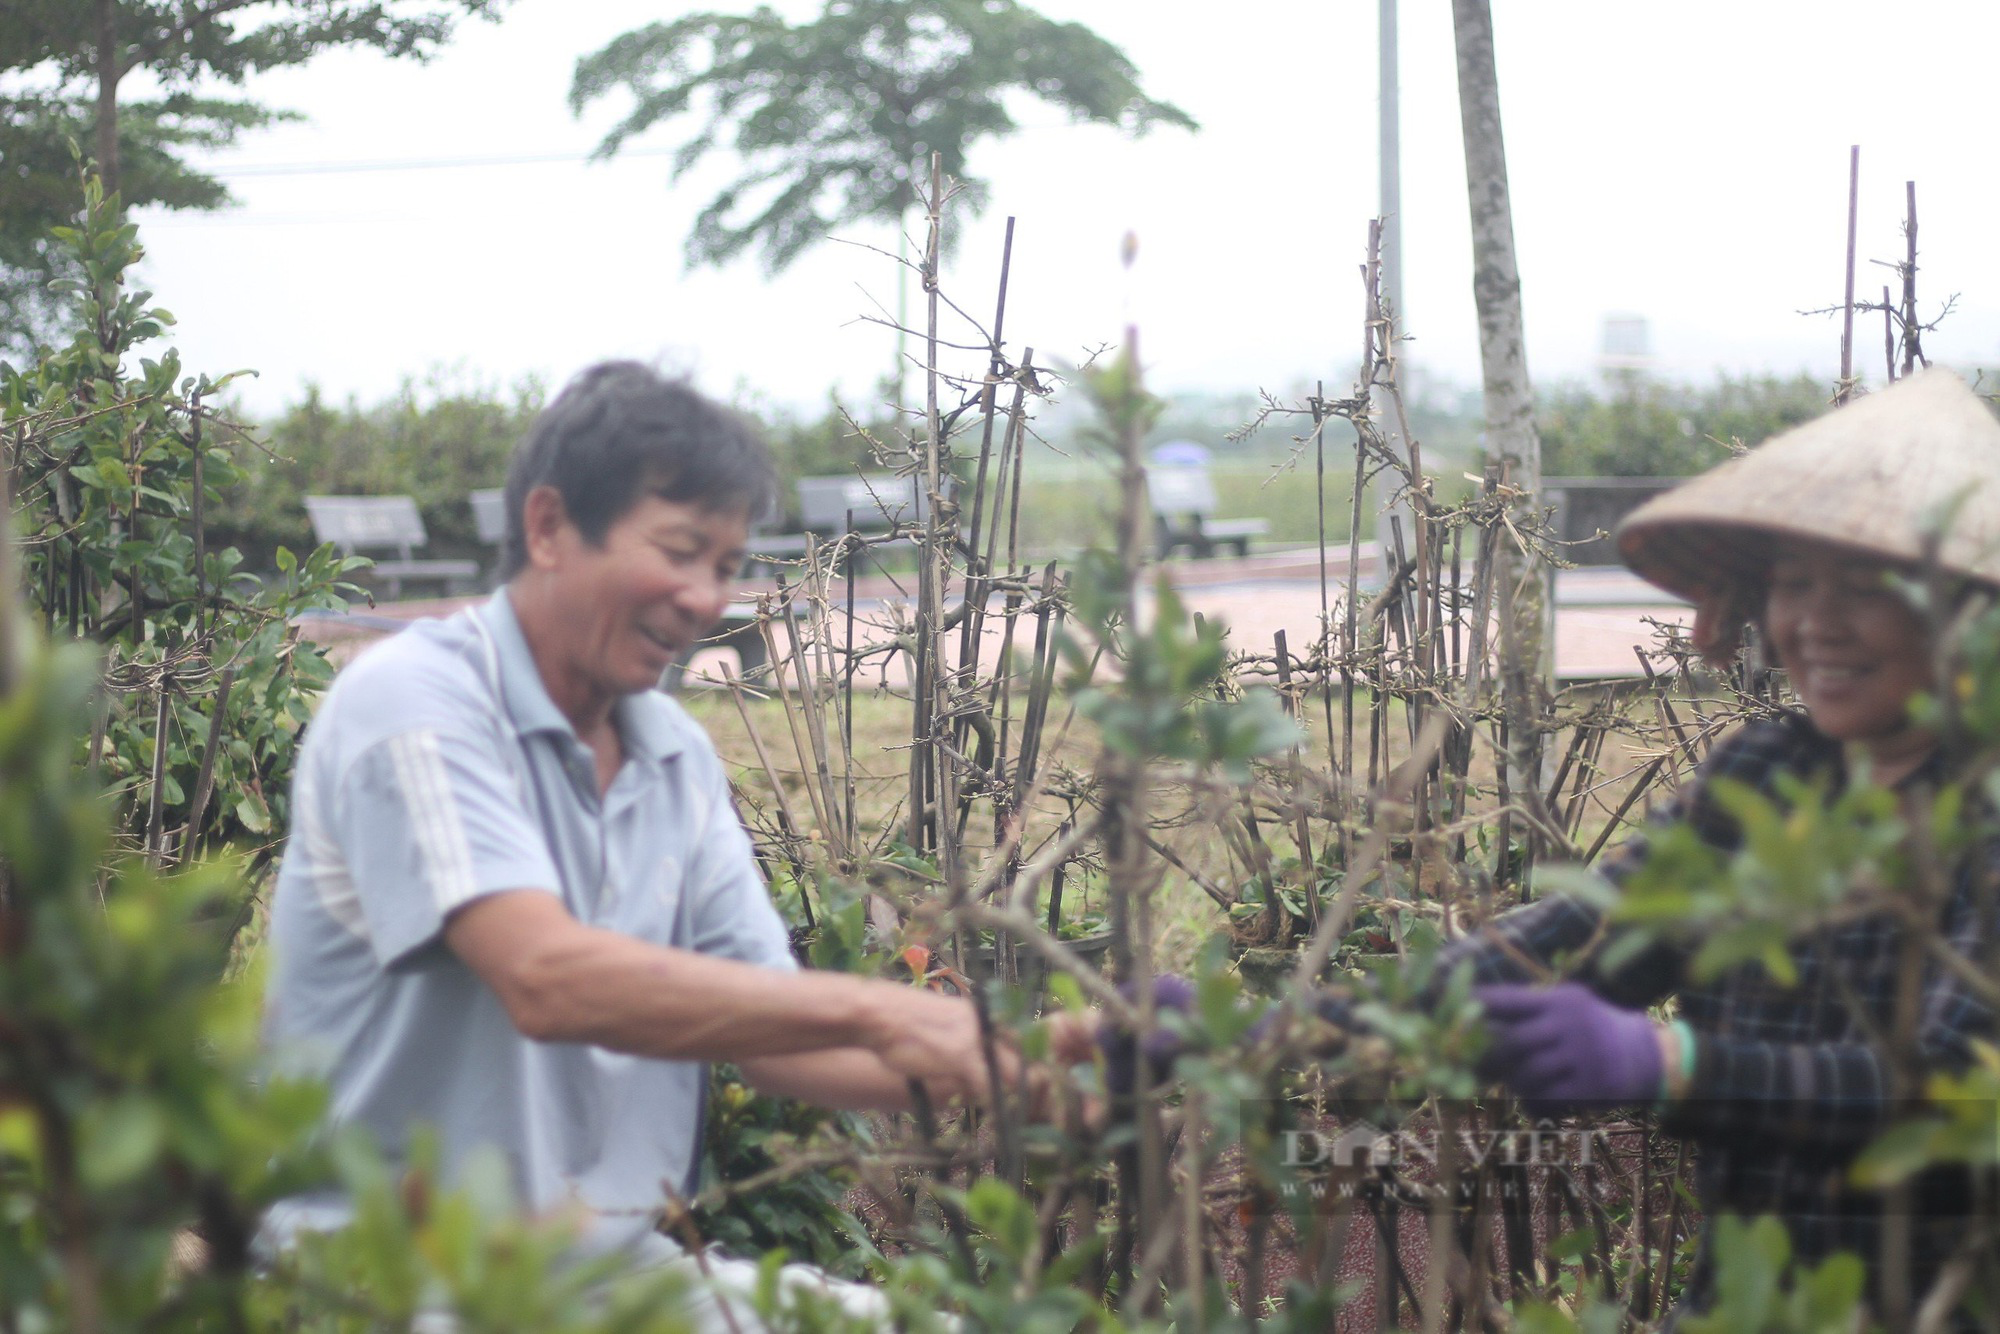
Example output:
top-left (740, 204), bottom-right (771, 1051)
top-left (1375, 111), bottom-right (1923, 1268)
top-left (1474, 982), bottom-right (1661, 1114)
top-left (1098, 974), bottom-right (1197, 1096)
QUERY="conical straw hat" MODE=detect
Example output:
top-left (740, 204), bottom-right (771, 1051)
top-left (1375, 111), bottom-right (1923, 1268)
top-left (1616, 368), bottom-right (2000, 611)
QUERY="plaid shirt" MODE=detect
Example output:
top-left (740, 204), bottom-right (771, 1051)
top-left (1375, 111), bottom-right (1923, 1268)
top-left (1434, 713), bottom-right (1999, 1317)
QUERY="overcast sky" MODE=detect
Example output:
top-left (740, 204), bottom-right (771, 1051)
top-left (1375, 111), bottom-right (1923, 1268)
top-left (131, 0), bottom-right (2000, 421)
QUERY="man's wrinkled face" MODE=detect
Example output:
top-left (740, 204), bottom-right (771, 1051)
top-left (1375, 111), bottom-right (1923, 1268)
top-left (1763, 537), bottom-right (1934, 764)
top-left (546, 492), bottom-right (750, 698)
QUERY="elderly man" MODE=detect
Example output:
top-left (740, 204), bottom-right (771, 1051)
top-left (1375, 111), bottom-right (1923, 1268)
top-left (261, 362), bottom-right (1003, 1323)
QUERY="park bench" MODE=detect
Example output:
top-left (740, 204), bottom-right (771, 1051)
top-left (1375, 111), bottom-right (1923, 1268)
top-left (304, 494), bottom-right (479, 601)
top-left (469, 486), bottom-right (509, 587)
top-left (744, 527), bottom-right (810, 575)
top-left (666, 475), bottom-right (938, 688)
top-left (1149, 463), bottom-right (1269, 558)
top-left (795, 472), bottom-right (931, 538)
top-left (469, 486), bottom-right (506, 548)
top-left (740, 472), bottom-right (937, 574)
top-left (1540, 476), bottom-right (1680, 566)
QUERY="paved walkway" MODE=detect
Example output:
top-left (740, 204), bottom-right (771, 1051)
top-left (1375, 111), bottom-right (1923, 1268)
top-left (295, 545), bottom-right (1691, 686)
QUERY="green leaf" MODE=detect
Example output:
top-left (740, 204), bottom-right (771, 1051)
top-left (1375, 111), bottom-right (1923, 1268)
top-left (0, 1107), bottom-right (42, 1167)
top-left (1047, 971), bottom-right (1085, 1016)
top-left (79, 1095), bottom-right (166, 1190)
top-left (1690, 922), bottom-right (1794, 987)
top-left (1593, 929), bottom-right (1657, 979)
top-left (1545, 1226), bottom-right (1595, 1262)
top-left (1531, 864), bottom-right (1621, 908)
top-left (1793, 1252), bottom-right (1865, 1330)
top-left (1510, 1301), bottom-right (1580, 1334)
top-left (235, 789), bottom-right (272, 834)
top-left (1849, 1116), bottom-right (1945, 1187)
top-left (964, 1178), bottom-right (1035, 1262)
top-left (1577, 1304), bottom-right (1625, 1334)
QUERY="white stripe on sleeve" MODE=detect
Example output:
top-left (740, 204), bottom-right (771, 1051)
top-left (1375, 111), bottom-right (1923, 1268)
top-left (388, 730), bottom-right (480, 914)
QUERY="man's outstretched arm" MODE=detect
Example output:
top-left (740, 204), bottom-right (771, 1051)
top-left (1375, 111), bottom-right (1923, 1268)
top-left (736, 1050), bottom-right (917, 1112)
top-left (444, 889), bottom-right (1003, 1111)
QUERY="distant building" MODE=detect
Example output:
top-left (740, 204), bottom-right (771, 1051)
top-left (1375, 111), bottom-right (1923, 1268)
top-left (1597, 313), bottom-right (1654, 378)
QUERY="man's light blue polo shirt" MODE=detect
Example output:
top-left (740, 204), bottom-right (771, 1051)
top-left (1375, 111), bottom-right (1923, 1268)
top-left (262, 590), bottom-right (796, 1261)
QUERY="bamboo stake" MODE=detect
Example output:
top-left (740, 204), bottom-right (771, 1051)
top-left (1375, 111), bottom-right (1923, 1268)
top-left (1010, 565), bottom-right (1063, 816)
top-left (1582, 755), bottom-right (1667, 863)
top-left (778, 578), bottom-right (841, 843)
top-left (1274, 629), bottom-right (1318, 922)
top-left (0, 443), bottom-right (18, 696)
top-left (756, 599), bottom-right (834, 844)
top-left (968, 354), bottom-right (1035, 671)
top-left (796, 557), bottom-right (847, 861)
top-left (957, 217), bottom-right (1017, 584)
top-left (724, 667), bottom-right (807, 859)
top-left (1342, 396), bottom-right (1368, 867)
top-left (179, 667), bottom-right (234, 863)
top-left (949, 230), bottom-right (1021, 786)
top-left (912, 154), bottom-right (948, 867)
top-left (188, 392), bottom-right (206, 640)
top-left (142, 683), bottom-right (170, 866)
top-left (1901, 179), bottom-right (1922, 375)
top-left (843, 530), bottom-right (857, 848)
top-left (1310, 390), bottom-right (1336, 768)
top-left (1838, 145), bottom-right (1861, 403)
top-left (1884, 284), bottom-right (1897, 384)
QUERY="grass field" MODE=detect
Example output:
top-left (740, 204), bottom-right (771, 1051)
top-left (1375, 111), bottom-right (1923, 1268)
top-left (682, 677), bottom-right (1673, 978)
top-left (997, 455), bottom-right (1479, 561)
top-left (1006, 457), bottom-right (1351, 555)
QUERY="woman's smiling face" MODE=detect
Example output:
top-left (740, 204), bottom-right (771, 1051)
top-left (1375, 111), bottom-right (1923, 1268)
top-left (1763, 537), bottom-right (1936, 777)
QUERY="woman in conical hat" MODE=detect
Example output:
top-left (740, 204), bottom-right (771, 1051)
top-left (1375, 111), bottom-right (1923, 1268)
top-left (1618, 366), bottom-right (2000, 672)
top-left (1433, 368), bottom-right (2000, 1324)
top-left (1080, 374), bottom-right (2000, 1316)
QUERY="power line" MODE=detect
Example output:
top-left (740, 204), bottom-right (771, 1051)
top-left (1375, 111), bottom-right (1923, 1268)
top-left (200, 144), bottom-right (677, 178)
top-left (191, 118), bottom-right (1076, 179)
top-left (141, 212), bottom-right (412, 230)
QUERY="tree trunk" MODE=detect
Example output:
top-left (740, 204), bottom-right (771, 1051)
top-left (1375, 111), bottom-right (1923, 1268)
top-left (1451, 0), bottom-right (1538, 514)
top-left (1452, 0), bottom-right (1545, 882)
top-left (94, 0), bottom-right (122, 198)
top-left (1378, 0), bottom-right (1403, 324)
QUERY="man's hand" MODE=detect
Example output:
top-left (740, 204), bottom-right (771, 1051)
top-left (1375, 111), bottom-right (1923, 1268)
top-left (858, 984), bottom-right (1022, 1111)
top-left (1043, 1009), bottom-right (1101, 1069)
top-left (1474, 982), bottom-right (1664, 1113)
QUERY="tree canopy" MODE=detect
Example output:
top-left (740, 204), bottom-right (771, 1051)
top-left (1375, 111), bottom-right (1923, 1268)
top-left (569, 0), bottom-right (1197, 272)
top-left (1538, 371), bottom-right (1830, 476)
top-left (0, 0), bottom-right (505, 355)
